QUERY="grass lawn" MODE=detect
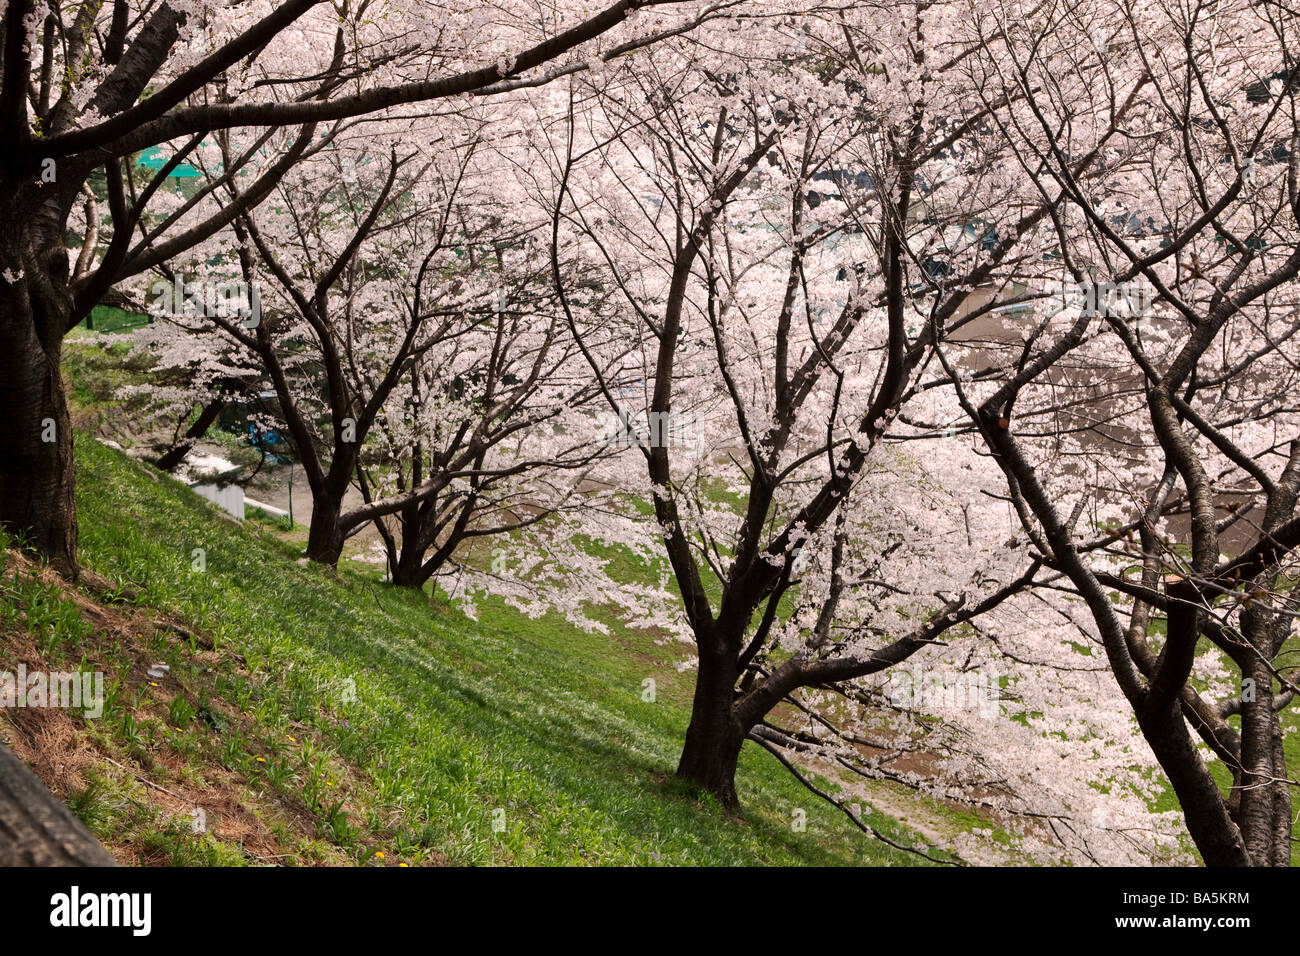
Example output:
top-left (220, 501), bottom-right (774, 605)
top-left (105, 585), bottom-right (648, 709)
top-left (0, 434), bottom-right (947, 865)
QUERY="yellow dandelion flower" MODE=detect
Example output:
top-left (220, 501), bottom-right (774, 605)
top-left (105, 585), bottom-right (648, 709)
top-left (375, 851), bottom-right (385, 860)
top-left (255, 756), bottom-right (266, 763)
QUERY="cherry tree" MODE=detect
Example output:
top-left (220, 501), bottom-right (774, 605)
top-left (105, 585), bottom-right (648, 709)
top-left (943, 0), bottom-right (1300, 865)
top-left (0, 0), bottom-right (723, 577)
top-left (532, 7), bottom-right (1155, 830)
top-left (130, 112), bottom-right (623, 575)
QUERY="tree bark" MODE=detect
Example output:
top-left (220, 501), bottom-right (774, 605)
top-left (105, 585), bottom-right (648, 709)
top-left (386, 500), bottom-right (459, 590)
top-left (0, 743), bottom-right (117, 866)
top-left (389, 545), bottom-right (428, 588)
top-left (674, 647), bottom-right (745, 808)
top-left (0, 245), bottom-right (78, 579)
top-left (1236, 652), bottom-right (1278, 863)
top-left (1136, 694), bottom-right (1252, 866)
top-left (304, 491), bottom-right (344, 566)
top-left (1270, 726), bottom-right (1292, 866)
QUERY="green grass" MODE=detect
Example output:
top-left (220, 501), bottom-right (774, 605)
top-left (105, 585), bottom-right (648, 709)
top-left (63, 332), bottom-right (150, 417)
top-left (80, 305), bottom-right (153, 334)
top-left (49, 434), bottom-right (944, 865)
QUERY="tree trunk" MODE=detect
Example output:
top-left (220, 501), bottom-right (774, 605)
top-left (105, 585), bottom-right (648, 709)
top-left (389, 548), bottom-right (427, 588)
top-left (153, 396), bottom-right (227, 472)
top-left (387, 504), bottom-right (427, 588)
top-left (0, 271), bottom-right (78, 579)
top-left (1137, 696), bottom-right (1252, 866)
top-left (675, 648), bottom-right (745, 808)
top-left (390, 523), bottom-right (454, 590)
top-left (0, 743), bottom-right (117, 866)
top-left (1237, 653), bottom-right (1279, 863)
top-left (1270, 726), bottom-right (1292, 866)
top-left (304, 492), bottom-right (345, 566)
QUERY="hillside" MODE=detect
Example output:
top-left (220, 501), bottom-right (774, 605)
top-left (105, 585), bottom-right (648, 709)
top-left (0, 435), bottom-right (978, 866)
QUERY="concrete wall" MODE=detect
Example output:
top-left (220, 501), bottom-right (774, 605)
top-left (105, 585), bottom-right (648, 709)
top-left (191, 482), bottom-right (245, 521)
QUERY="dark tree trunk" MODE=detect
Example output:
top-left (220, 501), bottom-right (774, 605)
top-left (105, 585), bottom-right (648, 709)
top-left (387, 501), bottom-right (427, 588)
top-left (304, 491), bottom-right (345, 566)
top-left (389, 548), bottom-right (428, 588)
top-left (1139, 581), bottom-right (1254, 865)
top-left (0, 742), bottom-right (117, 866)
top-left (1270, 727), bottom-right (1292, 866)
top-left (386, 493), bottom-right (461, 590)
top-left (153, 397), bottom-right (227, 472)
top-left (0, 213), bottom-right (79, 578)
top-left (1136, 695), bottom-right (1252, 866)
top-left (675, 647), bottom-right (745, 808)
top-left (1237, 653), bottom-right (1278, 863)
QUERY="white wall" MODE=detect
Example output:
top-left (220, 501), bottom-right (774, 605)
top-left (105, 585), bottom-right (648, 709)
top-left (190, 482), bottom-right (245, 521)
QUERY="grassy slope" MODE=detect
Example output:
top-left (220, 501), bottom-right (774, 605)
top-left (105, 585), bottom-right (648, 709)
top-left (47, 332), bottom-right (1297, 865)
top-left (0, 435), bottom-right (944, 865)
